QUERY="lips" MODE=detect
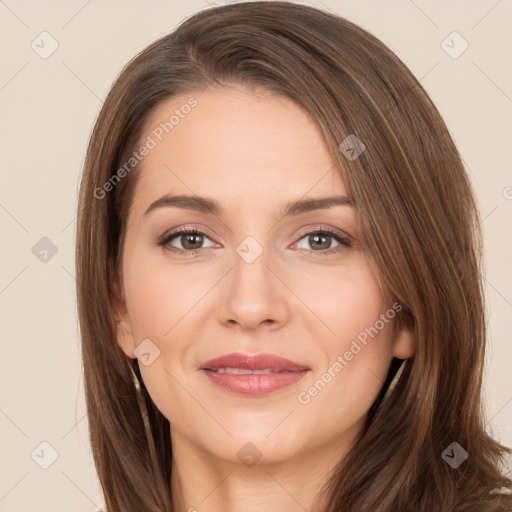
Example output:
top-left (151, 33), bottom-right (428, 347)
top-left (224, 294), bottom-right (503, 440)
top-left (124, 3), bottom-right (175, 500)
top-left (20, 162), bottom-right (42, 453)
top-left (200, 352), bottom-right (310, 373)
top-left (200, 353), bottom-right (310, 395)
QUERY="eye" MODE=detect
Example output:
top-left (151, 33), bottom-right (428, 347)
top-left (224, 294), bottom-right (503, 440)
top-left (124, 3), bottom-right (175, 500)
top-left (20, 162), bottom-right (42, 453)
top-left (158, 228), bottom-right (216, 253)
top-left (293, 228), bottom-right (352, 255)
top-left (157, 226), bottom-right (352, 255)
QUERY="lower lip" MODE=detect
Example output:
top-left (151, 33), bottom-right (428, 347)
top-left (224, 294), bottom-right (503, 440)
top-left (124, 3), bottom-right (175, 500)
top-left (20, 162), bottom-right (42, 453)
top-left (202, 369), bottom-right (309, 395)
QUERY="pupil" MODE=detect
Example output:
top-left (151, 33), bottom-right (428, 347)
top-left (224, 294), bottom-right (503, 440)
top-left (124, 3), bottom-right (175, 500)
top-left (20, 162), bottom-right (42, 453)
top-left (310, 233), bottom-right (329, 250)
top-left (183, 233), bottom-right (202, 249)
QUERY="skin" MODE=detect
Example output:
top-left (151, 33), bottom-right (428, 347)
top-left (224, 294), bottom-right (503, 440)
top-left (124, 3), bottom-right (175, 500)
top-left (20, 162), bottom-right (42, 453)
top-left (113, 84), bottom-right (415, 512)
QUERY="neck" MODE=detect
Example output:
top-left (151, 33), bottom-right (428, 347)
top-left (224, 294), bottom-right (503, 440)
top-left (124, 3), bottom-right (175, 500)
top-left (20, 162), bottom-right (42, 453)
top-left (169, 424), bottom-right (360, 512)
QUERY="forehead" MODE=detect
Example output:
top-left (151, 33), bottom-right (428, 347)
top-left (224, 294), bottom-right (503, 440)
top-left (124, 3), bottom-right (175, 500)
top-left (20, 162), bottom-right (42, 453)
top-left (130, 85), bottom-right (348, 214)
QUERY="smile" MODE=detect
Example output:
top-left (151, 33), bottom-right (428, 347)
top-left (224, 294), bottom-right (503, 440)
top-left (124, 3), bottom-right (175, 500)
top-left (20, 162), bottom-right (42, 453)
top-left (201, 368), bottom-right (309, 395)
top-left (210, 367), bottom-right (295, 374)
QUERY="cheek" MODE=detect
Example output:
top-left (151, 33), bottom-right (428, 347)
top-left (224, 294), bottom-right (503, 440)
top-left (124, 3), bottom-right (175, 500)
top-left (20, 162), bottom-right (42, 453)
top-left (296, 306), bottom-right (396, 440)
top-left (123, 249), bottom-right (209, 341)
top-left (297, 263), bottom-right (395, 400)
top-left (295, 260), bottom-right (388, 345)
top-left (122, 251), bottom-right (213, 392)
top-left (124, 277), bottom-right (174, 342)
top-left (122, 258), bottom-right (202, 420)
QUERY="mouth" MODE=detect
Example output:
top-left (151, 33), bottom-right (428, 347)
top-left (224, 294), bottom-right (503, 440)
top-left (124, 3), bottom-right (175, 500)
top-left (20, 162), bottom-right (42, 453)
top-left (200, 352), bottom-right (310, 372)
top-left (200, 353), bottom-right (310, 395)
top-left (205, 367), bottom-right (300, 374)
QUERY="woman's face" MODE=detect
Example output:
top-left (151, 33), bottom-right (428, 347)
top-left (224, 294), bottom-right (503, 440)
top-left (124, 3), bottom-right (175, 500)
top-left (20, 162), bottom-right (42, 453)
top-left (114, 85), bottom-right (415, 466)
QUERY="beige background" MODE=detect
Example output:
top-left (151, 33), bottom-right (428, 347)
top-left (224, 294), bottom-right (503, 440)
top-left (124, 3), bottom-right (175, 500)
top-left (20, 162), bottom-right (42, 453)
top-left (0, 0), bottom-right (511, 510)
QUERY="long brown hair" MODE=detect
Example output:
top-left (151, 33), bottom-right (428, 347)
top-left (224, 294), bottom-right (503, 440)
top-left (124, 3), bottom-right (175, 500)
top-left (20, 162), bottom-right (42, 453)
top-left (75, 2), bottom-right (512, 510)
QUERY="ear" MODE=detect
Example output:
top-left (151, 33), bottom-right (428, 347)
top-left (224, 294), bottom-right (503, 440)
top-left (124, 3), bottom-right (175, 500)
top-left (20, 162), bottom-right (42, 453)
top-left (391, 317), bottom-right (416, 360)
top-left (111, 268), bottom-right (137, 359)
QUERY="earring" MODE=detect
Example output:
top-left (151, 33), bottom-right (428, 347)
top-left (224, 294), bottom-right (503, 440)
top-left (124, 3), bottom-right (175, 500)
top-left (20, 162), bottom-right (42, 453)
top-left (117, 323), bottom-right (142, 391)
top-left (383, 359), bottom-right (406, 399)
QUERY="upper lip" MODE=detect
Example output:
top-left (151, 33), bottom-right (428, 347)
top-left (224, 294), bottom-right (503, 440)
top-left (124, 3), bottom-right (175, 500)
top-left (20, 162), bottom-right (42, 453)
top-left (201, 353), bottom-right (310, 372)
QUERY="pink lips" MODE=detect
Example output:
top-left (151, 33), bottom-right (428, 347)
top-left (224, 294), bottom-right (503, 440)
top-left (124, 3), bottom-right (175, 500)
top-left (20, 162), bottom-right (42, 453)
top-left (200, 352), bottom-right (310, 396)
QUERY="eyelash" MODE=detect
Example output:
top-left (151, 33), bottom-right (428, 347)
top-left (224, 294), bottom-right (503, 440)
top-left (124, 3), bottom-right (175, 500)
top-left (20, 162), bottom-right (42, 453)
top-left (157, 226), bottom-right (352, 256)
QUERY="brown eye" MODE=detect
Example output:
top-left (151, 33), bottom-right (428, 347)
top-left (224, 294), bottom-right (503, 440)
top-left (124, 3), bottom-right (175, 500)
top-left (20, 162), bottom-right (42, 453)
top-left (158, 228), bottom-right (216, 253)
top-left (308, 233), bottom-right (332, 250)
top-left (180, 232), bottom-right (204, 250)
top-left (295, 229), bottom-right (351, 253)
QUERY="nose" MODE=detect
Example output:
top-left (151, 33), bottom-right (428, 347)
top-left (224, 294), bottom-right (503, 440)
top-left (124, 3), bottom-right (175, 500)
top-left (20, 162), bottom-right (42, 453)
top-left (217, 243), bottom-right (291, 331)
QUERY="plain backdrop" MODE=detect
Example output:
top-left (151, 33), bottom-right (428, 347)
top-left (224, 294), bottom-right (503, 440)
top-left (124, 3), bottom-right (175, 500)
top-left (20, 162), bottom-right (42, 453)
top-left (0, 1), bottom-right (511, 510)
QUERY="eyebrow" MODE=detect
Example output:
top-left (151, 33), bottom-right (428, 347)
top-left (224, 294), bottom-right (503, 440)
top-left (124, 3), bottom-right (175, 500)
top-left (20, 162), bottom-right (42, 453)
top-left (143, 194), bottom-right (354, 218)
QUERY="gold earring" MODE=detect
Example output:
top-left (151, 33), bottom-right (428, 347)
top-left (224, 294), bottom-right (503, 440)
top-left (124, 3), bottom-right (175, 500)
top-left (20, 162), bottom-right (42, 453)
top-left (384, 359), bottom-right (406, 399)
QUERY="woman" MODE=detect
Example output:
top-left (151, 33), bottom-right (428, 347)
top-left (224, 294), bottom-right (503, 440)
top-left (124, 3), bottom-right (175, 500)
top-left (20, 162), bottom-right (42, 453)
top-left (75, 2), bottom-right (512, 510)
